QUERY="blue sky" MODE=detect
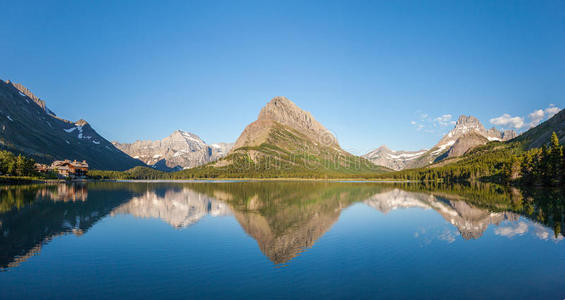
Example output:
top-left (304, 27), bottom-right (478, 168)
top-left (1, 0), bottom-right (563, 154)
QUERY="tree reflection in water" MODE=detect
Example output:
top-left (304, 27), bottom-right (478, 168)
top-left (0, 181), bottom-right (563, 269)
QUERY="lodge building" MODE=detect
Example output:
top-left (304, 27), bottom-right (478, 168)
top-left (36, 160), bottom-right (89, 178)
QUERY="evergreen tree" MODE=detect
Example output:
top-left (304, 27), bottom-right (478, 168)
top-left (548, 132), bottom-right (563, 186)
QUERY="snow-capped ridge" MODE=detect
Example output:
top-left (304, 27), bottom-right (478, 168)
top-left (113, 130), bottom-right (234, 171)
top-left (364, 114), bottom-right (519, 170)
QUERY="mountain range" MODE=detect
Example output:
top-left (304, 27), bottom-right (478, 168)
top-left (1, 78), bottom-right (562, 176)
top-left (113, 130), bottom-right (233, 171)
top-left (363, 115), bottom-right (517, 170)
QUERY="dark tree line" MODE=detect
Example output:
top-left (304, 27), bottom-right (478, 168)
top-left (0, 150), bottom-right (37, 177)
top-left (504, 132), bottom-right (564, 187)
top-left (375, 144), bottom-right (517, 183)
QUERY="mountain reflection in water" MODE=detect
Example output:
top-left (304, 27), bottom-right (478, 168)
top-left (0, 181), bottom-right (563, 269)
top-left (111, 188), bottom-right (231, 228)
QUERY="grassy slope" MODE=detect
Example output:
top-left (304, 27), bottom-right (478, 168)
top-left (172, 123), bottom-right (390, 178)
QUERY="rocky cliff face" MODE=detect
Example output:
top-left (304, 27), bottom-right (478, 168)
top-left (446, 131), bottom-right (489, 158)
top-left (232, 96), bottom-right (339, 150)
top-left (5, 80), bottom-right (48, 112)
top-left (0, 80), bottom-right (145, 170)
top-left (113, 130), bottom-right (233, 171)
top-left (364, 115), bottom-right (518, 170)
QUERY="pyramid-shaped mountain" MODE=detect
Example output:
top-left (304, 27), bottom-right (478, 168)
top-left (190, 96), bottom-right (387, 177)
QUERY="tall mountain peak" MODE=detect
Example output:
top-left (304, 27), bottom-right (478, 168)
top-left (365, 114), bottom-right (519, 171)
top-left (113, 130), bottom-right (233, 171)
top-left (214, 96), bottom-right (384, 175)
top-left (456, 115), bottom-right (481, 125)
top-left (257, 96), bottom-right (331, 141)
top-left (233, 96), bottom-right (338, 150)
top-left (75, 119), bottom-right (89, 126)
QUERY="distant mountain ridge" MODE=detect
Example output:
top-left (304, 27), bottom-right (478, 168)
top-left (363, 115), bottom-right (518, 170)
top-left (113, 130), bottom-right (233, 171)
top-left (0, 80), bottom-right (145, 170)
top-left (362, 146), bottom-right (428, 171)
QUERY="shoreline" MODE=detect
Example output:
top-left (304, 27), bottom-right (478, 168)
top-left (110, 178), bottom-right (422, 183)
top-left (0, 177), bottom-right (423, 185)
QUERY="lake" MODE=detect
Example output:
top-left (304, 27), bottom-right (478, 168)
top-left (0, 181), bottom-right (564, 299)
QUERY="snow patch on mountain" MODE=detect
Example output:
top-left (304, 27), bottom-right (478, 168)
top-left (364, 115), bottom-right (519, 170)
top-left (431, 140), bottom-right (456, 155)
top-left (113, 130), bottom-right (234, 171)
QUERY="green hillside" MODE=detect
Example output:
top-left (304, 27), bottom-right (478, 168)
top-left (174, 123), bottom-right (389, 178)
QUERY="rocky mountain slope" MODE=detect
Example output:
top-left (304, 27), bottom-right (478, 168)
top-left (113, 130), bottom-right (233, 171)
top-left (0, 80), bottom-right (145, 170)
top-left (364, 115), bottom-right (517, 170)
top-left (186, 96), bottom-right (388, 177)
top-left (513, 108), bottom-right (565, 149)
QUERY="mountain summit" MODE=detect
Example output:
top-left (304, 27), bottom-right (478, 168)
top-left (187, 96), bottom-right (386, 177)
top-left (435, 115), bottom-right (516, 151)
top-left (113, 130), bottom-right (233, 171)
top-left (363, 115), bottom-right (518, 170)
top-left (232, 96), bottom-right (338, 150)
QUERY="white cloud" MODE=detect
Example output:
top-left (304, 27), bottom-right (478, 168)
top-left (490, 114), bottom-right (525, 129)
top-left (545, 104), bottom-right (560, 118)
top-left (411, 112), bottom-right (459, 134)
top-left (438, 229), bottom-right (456, 243)
top-left (433, 114), bottom-right (454, 127)
top-left (532, 223), bottom-right (563, 241)
top-left (490, 104), bottom-right (561, 131)
top-left (494, 222), bottom-right (529, 238)
top-left (528, 109), bottom-right (545, 128)
top-left (525, 105), bottom-right (561, 128)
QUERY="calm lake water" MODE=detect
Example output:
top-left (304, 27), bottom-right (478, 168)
top-left (0, 181), bottom-right (564, 299)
